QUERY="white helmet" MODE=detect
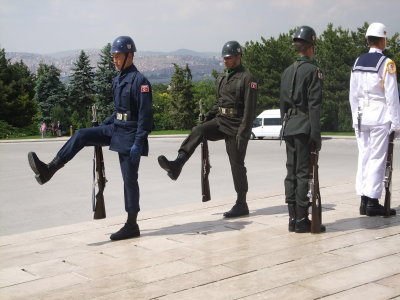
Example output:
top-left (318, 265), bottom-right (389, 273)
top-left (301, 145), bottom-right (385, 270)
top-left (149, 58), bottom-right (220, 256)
top-left (365, 22), bottom-right (387, 38)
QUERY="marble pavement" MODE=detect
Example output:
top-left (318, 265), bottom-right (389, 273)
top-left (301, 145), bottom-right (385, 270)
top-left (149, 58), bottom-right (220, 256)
top-left (1, 175), bottom-right (400, 299)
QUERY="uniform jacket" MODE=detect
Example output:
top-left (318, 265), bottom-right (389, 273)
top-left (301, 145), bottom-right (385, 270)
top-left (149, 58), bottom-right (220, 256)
top-left (207, 65), bottom-right (258, 139)
top-left (102, 64), bottom-right (153, 155)
top-left (349, 48), bottom-right (400, 131)
top-left (280, 56), bottom-right (323, 140)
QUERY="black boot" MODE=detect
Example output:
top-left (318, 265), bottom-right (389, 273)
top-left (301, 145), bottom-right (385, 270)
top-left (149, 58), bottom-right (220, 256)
top-left (288, 203), bottom-right (296, 232)
top-left (366, 198), bottom-right (396, 216)
top-left (295, 205), bottom-right (326, 233)
top-left (360, 195), bottom-right (368, 215)
top-left (295, 205), bottom-right (311, 233)
top-left (28, 152), bottom-right (64, 185)
top-left (110, 213), bottom-right (140, 241)
top-left (158, 151), bottom-right (189, 180)
top-left (223, 193), bottom-right (249, 218)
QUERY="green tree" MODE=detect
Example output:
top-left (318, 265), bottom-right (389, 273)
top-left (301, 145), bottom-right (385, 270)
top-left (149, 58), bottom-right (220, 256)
top-left (68, 50), bottom-right (95, 129)
top-left (244, 32), bottom-right (297, 115)
top-left (316, 24), bottom-right (357, 131)
top-left (94, 43), bottom-right (118, 122)
top-left (152, 83), bottom-right (173, 130)
top-left (193, 78), bottom-right (216, 114)
top-left (0, 48), bottom-right (36, 127)
top-left (34, 63), bottom-right (68, 124)
top-left (169, 64), bottom-right (195, 130)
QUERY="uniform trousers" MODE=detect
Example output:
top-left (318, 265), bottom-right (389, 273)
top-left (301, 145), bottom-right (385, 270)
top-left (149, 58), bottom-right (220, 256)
top-left (284, 134), bottom-right (310, 208)
top-left (56, 125), bottom-right (140, 213)
top-left (355, 123), bottom-right (390, 199)
top-left (179, 118), bottom-right (248, 195)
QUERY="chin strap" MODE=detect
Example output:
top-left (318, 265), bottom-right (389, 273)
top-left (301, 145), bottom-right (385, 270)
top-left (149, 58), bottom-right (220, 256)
top-left (120, 53), bottom-right (128, 71)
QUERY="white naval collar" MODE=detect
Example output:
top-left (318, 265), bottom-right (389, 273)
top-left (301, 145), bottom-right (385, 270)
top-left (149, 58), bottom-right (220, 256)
top-left (369, 48), bottom-right (383, 54)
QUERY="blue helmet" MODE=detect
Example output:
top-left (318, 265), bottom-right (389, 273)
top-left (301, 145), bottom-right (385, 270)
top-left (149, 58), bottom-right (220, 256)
top-left (111, 36), bottom-right (136, 53)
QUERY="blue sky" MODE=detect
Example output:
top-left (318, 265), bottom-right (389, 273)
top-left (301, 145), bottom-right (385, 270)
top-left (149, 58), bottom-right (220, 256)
top-left (1, 0), bottom-right (399, 54)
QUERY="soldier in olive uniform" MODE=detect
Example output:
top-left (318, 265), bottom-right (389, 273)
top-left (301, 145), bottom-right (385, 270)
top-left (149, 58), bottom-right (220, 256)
top-left (280, 26), bottom-right (325, 233)
top-left (158, 41), bottom-right (258, 218)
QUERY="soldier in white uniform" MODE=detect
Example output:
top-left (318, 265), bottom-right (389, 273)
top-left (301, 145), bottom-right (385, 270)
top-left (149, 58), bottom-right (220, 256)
top-left (349, 22), bottom-right (400, 216)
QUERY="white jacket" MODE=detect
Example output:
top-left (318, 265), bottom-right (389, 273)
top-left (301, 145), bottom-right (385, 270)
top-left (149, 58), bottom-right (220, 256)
top-left (349, 48), bottom-right (400, 132)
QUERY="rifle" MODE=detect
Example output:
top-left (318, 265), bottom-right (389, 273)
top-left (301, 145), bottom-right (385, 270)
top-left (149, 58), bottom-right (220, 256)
top-left (307, 143), bottom-right (322, 233)
top-left (383, 132), bottom-right (395, 217)
top-left (280, 112), bottom-right (287, 146)
top-left (92, 105), bottom-right (107, 219)
top-left (199, 99), bottom-right (211, 202)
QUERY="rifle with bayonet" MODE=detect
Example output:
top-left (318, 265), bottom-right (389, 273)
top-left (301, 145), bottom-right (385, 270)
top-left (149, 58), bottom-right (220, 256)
top-left (307, 143), bottom-right (322, 233)
top-left (199, 99), bottom-right (211, 202)
top-left (383, 131), bottom-right (395, 217)
top-left (92, 105), bottom-right (107, 219)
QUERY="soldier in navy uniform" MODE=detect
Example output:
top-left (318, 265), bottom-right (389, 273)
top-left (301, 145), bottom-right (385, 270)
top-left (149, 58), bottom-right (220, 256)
top-left (158, 41), bottom-right (258, 218)
top-left (28, 36), bottom-right (153, 240)
top-left (349, 23), bottom-right (400, 216)
top-left (280, 26), bottom-right (325, 233)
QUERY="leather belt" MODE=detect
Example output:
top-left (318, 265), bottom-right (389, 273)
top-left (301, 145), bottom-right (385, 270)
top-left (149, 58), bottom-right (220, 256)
top-left (287, 107), bottom-right (308, 116)
top-left (219, 107), bottom-right (237, 116)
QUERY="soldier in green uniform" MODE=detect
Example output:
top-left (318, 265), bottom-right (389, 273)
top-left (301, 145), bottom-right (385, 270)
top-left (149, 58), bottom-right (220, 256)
top-left (280, 26), bottom-right (325, 233)
top-left (158, 40), bottom-right (258, 218)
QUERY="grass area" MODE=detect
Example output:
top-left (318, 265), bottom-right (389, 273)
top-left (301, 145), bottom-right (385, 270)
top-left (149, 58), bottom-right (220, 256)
top-left (322, 131), bottom-right (355, 136)
top-left (0, 135), bottom-right (60, 140)
top-left (0, 130), bottom-right (190, 140)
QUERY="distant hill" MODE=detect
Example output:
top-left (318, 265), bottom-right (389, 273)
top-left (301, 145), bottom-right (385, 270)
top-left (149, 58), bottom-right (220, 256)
top-left (6, 49), bottom-right (223, 83)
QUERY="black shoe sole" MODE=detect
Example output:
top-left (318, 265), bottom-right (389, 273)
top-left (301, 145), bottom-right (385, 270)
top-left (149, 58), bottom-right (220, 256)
top-left (110, 231), bottom-right (140, 241)
top-left (366, 210), bottom-right (397, 217)
top-left (223, 210), bottom-right (249, 218)
top-left (158, 156), bottom-right (178, 180)
top-left (28, 152), bottom-right (46, 185)
top-left (28, 152), bottom-right (40, 175)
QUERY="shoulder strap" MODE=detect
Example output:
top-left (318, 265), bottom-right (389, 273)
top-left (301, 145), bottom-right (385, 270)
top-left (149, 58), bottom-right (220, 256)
top-left (216, 75), bottom-right (225, 98)
top-left (288, 61), bottom-right (310, 106)
top-left (235, 72), bottom-right (246, 112)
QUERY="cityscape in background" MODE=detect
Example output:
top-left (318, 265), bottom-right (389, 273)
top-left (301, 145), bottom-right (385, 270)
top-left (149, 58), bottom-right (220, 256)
top-left (5, 49), bottom-right (224, 84)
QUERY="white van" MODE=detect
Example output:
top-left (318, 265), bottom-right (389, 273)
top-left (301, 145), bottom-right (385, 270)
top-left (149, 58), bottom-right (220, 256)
top-left (251, 109), bottom-right (282, 139)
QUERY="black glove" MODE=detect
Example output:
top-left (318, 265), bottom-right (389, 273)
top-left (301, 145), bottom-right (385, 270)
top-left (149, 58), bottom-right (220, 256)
top-left (203, 112), bottom-right (215, 123)
top-left (309, 136), bottom-right (322, 152)
top-left (236, 135), bottom-right (247, 152)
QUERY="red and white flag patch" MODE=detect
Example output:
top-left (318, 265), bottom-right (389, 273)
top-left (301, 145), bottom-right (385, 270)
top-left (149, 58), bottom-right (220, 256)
top-left (141, 85), bottom-right (150, 93)
top-left (250, 82), bottom-right (258, 89)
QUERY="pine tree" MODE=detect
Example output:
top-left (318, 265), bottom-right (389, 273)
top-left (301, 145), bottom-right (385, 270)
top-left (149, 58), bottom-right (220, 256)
top-left (169, 64), bottom-right (195, 130)
top-left (68, 50), bottom-right (95, 129)
top-left (94, 43), bottom-right (118, 122)
top-left (317, 24), bottom-right (359, 131)
top-left (0, 48), bottom-right (36, 127)
top-left (34, 63), bottom-right (67, 124)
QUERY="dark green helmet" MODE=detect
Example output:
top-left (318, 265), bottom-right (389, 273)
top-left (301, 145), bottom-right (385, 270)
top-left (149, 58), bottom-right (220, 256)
top-left (293, 26), bottom-right (317, 44)
top-left (221, 41), bottom-right (242, 57)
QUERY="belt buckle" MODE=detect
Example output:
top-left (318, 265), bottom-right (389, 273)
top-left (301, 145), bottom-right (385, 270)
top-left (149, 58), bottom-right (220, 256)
top-left (116, 112), bottom-right (128, 121)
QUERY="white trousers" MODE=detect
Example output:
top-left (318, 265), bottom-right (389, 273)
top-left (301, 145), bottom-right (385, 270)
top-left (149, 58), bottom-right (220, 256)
top-left (355, 123), bottom-right (390, 199)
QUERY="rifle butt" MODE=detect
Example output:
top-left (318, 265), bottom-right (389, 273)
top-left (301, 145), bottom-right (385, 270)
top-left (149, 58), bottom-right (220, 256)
top-left (383, 132), bottom-right (395, 218)
top-left (311, 201), bottom-right (321, 234)
top-left (383, 191), bottom-right (391, 218)
top-left (201, 139), bottom-right (211, 202)
top-left (94, 195), bottom-right (106, 219)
